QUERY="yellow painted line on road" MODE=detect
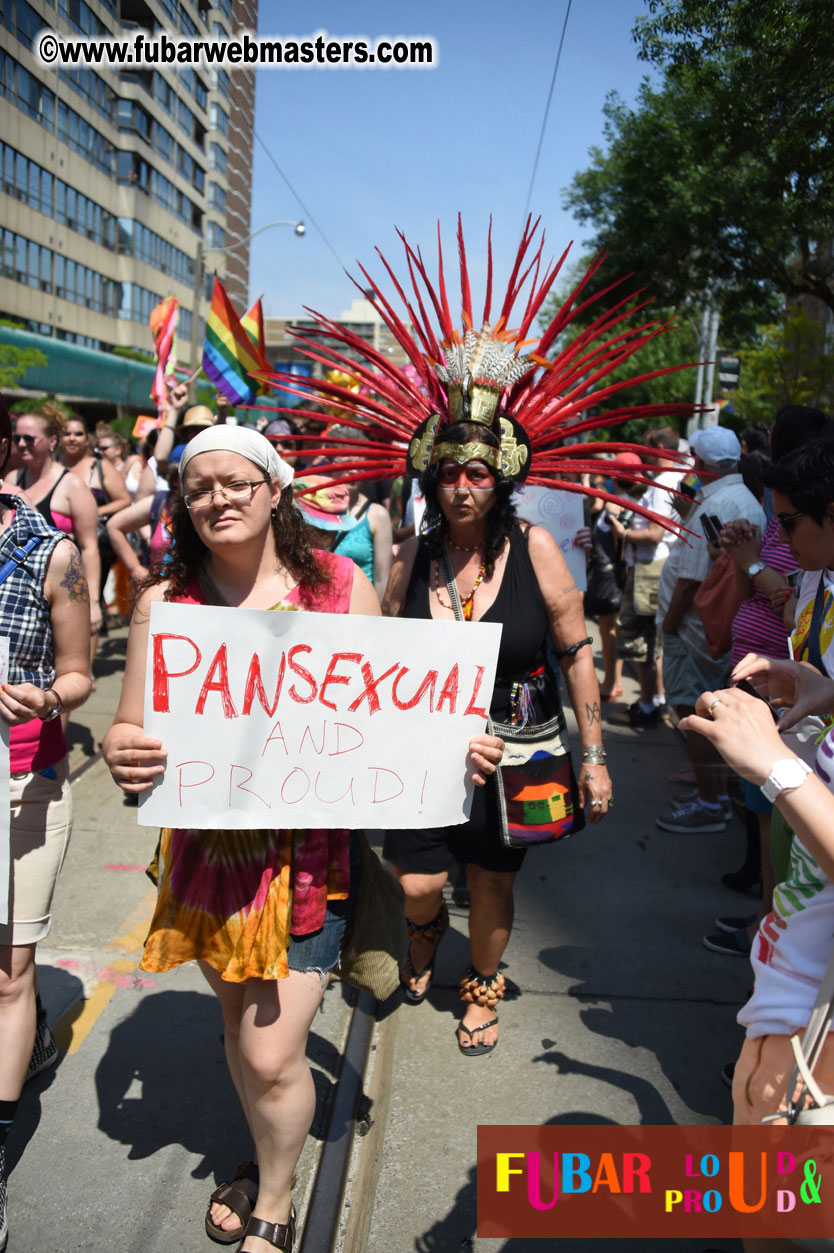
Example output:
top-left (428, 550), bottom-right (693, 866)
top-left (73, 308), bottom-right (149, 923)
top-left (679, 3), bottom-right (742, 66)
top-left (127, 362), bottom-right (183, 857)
top-left (53, 885), bottom-right (158, 1056)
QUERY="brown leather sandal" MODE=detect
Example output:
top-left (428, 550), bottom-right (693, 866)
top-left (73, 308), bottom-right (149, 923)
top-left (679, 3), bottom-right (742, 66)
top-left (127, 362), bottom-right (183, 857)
top-left (205, 1161), bottom-right (259, 1245)
top-left (236, 1205), bottom-right (296, 1252)
top-left (401, 903), bottom-right (449, 1004)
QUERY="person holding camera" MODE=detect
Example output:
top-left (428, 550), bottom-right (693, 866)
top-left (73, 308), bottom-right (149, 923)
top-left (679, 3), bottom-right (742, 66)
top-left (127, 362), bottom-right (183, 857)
top-left (655, 426), bottom-right (766, 833)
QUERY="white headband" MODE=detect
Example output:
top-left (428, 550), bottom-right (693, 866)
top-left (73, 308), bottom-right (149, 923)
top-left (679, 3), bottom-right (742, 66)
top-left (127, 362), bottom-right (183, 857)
top-left (178, 425), bottom-right (294, 488)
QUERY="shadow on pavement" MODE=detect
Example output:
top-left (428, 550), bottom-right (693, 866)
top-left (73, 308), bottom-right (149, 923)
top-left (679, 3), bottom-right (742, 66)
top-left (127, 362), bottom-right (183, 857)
top-left (91, 987), bottom-right (353, 1183)
top-left (10, 964), bottom-right (85, 1173)
top-left (538, 943), bottom-right (739, 1124)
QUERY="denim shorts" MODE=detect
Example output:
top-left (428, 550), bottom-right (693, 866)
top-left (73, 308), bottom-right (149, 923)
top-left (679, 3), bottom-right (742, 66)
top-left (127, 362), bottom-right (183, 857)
top-left (286, 834), bottom-right (359, 975)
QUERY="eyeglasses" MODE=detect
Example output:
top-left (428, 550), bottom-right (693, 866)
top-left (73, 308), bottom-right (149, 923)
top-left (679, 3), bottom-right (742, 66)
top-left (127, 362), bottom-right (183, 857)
top-left (777, 510), bottom-right (806, 534)
top-left (12, 433), bottom-right (37, 447)
top-left (183, 479), bottom-right (264, 511)
top-left (437, 463), bottom-right (496, 488)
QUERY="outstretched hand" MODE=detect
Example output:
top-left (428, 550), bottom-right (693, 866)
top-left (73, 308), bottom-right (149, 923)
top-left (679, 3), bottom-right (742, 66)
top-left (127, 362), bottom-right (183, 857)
top-left (730, 653), bottom-right (834, 730)
top-left (679, 687), bottom-right (788, 786)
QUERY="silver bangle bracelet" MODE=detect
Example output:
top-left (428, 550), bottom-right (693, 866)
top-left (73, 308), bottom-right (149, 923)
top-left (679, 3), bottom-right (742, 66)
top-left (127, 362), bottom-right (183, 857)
top-left (581, 747), bottom-right (607, 764)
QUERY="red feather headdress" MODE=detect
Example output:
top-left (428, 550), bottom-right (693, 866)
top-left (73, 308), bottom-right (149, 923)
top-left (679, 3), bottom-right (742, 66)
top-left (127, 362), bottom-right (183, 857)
top-left (264, 216), bottom-right (697, 530)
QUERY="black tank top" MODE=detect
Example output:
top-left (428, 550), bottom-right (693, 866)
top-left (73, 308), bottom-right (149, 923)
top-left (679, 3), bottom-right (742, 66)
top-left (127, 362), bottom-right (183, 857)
top-left (403, 524), bottom-right (558, 722)
top-left (26, 470), bottom-right (69, 531)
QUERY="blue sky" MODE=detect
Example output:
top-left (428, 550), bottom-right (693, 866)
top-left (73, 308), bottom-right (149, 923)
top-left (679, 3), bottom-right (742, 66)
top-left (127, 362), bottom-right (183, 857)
top-left (249, 1), bottom-right (653, 319)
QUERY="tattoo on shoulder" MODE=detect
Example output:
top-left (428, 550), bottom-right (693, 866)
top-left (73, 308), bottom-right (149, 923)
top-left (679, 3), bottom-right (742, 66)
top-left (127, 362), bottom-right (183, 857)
top-left (585, 701), bottom-right (601, 726)
top-left (60, 548), bottom-right (89, 604)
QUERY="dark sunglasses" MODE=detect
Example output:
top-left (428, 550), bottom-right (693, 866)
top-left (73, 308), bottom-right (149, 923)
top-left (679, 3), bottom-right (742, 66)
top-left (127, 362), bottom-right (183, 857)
top-left (12, 433), bottom-right (37, 447)
top-left (777, 510), bottom-right (805, 534)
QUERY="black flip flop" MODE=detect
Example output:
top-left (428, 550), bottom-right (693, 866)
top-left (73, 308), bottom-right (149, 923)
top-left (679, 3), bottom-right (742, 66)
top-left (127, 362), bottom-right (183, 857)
top-left (456, 1016), bottom-right (498, 1057)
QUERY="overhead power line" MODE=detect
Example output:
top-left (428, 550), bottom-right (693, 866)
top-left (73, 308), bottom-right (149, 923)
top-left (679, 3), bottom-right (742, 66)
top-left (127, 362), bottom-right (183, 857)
top-left (521, 0), bottom-right (573, 232)
top-left (254, 131), bottom-right (347, 274)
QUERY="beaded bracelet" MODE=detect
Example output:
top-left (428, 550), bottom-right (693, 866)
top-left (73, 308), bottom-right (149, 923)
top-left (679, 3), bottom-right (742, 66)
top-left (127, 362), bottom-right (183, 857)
top-left (553, 635), bottom-right (593, 659)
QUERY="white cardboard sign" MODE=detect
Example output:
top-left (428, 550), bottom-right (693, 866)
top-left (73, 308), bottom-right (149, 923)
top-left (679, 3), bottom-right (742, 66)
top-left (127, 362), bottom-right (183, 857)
top-left (515, 486), bottom-right (587, 592)
top-left (140, 603), bottom-right (502, 831)
top-left (0, 640), bottom-right (10, 926)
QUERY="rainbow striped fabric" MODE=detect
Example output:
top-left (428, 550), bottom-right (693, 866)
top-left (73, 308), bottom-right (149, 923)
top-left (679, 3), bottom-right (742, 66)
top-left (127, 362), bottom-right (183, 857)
top-left (241, 298), bottom-right (269, 395)
top-left (202, 278), bottom-right (269, 406)
top-left (149, 296), bottom-right (178, 409)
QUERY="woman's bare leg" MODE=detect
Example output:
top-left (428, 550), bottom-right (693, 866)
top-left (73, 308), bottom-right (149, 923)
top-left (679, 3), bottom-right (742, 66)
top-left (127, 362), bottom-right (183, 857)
top-left (460, 866), bottom-right (516, 1050)
top-left (392, 868), bottom-right (449, 998)
top-left (202, 965), bottom-right (324, 1243)
top-left (0, 943), bottom-right (37, 1099)
top-left (598, 612), bottom-right (622, 697)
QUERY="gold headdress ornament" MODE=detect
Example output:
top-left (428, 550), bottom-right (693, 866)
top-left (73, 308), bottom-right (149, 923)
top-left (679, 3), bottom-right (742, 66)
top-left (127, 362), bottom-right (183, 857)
top-left (266, 215), bottom-right (698, 531)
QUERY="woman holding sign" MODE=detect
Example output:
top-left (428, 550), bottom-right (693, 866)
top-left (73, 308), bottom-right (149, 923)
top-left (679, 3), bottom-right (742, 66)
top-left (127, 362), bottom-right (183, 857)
top-left (101, 425), bottom-right (502, 1253)
top-left (0, 393), bottom-right (92, 1253)
top-left (382, 420), bottom-right (613, 1056)
top-left (262, 220), bottom-right (694, 1059)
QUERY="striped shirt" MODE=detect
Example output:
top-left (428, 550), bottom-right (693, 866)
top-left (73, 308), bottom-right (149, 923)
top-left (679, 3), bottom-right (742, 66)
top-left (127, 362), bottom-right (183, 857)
top-left (730, 515), bottom-right (798, 666)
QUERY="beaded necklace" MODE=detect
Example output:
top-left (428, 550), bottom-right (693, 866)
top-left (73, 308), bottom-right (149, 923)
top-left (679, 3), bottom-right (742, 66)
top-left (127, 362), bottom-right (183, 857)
top-left (447, 538), bottom-right (481, 553)
top-left (434, 555), bottom-right (486, 621)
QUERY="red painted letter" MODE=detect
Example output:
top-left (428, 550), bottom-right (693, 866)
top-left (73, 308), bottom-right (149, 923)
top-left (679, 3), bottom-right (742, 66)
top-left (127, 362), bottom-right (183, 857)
top-left (195, 643), bottom-right (237, 718)
top-left (319, 652), bottom-right (362, 711)
top-left (152, 633), bottom-right (201, 712)
top-left (288, 645), bottom-right (317, 703)
top-left (242, 651), bottom-right (285, 716)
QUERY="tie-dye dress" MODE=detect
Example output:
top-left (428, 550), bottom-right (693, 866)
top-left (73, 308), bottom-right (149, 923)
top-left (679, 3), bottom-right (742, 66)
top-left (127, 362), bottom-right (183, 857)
top-left (140, 550), bottom-right (356, 982)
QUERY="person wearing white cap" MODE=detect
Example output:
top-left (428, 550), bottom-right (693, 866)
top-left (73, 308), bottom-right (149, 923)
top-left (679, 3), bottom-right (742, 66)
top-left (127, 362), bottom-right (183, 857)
top-left (655, 426), bottom-right (766, 833)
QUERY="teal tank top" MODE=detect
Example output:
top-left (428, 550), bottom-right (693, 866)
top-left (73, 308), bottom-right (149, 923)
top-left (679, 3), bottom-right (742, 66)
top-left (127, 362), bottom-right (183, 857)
top-left (334, 513), bottom-right (374, 582)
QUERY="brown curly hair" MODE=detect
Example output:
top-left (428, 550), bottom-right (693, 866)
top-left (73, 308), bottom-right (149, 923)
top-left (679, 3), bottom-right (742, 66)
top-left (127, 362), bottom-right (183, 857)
top-left (144, 475), bottom-right (329, 605)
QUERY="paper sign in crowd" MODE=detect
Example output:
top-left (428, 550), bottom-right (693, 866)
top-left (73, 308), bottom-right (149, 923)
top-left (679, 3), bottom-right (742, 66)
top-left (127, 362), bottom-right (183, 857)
top-left (141, 604), bottom-right (502, 831)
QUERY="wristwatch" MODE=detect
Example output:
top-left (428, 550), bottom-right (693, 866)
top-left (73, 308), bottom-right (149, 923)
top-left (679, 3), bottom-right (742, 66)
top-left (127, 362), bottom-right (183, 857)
top-left (760, 757), bottom-right (812, 803)
top-left (41, 687), bottom-right (63, 722)
top-left (746, 560), bottom-right (767, 580)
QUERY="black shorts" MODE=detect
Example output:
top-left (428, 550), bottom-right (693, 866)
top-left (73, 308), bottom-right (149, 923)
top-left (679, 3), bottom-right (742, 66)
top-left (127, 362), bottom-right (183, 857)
top-left (383, 776), bottom-right (527, 875)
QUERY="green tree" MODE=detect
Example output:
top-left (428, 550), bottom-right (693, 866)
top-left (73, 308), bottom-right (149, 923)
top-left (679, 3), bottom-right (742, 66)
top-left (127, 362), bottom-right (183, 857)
top-left (0, 320), bottom-right (48, 390)
top-left (564, 0), bottom-right (834, 337)
top-left (731, 308), bottom-right (833, 424)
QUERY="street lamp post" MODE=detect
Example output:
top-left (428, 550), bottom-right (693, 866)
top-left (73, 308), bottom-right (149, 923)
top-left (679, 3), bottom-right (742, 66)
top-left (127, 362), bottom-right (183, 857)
top-left (189, 220), bottom-right (305, 399)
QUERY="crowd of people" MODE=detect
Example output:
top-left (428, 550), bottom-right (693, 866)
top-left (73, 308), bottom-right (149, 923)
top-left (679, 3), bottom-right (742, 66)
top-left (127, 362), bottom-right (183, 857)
top-left (1, 363), bottom-right (833, 1253)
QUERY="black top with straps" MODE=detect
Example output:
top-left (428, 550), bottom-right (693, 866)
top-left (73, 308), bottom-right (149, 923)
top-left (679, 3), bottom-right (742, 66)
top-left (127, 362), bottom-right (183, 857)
top-left (402, 522), bottom-right (559, 724)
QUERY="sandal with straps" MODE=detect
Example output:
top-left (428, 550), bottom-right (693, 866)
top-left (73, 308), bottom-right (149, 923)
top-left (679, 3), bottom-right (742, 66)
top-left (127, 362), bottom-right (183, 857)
top-left (456, 967), bottom-right (506, 1057)
top-left (206, 1161), bottom-right (259, 1245)
top-left (236, 1206), bottom-right (296, 1252)
top-left (400, 902), bottom-right (449, 1005)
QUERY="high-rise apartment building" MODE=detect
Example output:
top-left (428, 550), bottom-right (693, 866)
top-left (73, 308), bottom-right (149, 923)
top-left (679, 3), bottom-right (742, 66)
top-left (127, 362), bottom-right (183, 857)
top-left (0, 0), bottom-right (257, 368)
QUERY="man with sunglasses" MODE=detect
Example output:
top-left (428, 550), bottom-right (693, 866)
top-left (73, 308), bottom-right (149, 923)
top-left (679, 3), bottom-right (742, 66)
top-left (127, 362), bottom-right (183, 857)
top-left (655, 425), bottom-right (766, 833)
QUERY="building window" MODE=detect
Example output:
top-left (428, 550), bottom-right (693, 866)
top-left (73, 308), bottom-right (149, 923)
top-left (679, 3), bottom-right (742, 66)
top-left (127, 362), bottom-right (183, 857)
top-left (210, 68), bottom-right (230, 98)
top-left (208, 181), bottom-right (226, 213)
top-left (207, 221), bottom-right (225, 249)
top-left (209, 102), bottom-right (228, 137)
top-left (209, 142), bottom-right (227, 176)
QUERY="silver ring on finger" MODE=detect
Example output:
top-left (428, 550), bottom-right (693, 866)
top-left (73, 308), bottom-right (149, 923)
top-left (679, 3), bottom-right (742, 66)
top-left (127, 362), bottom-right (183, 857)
top-left (707, 698), bottom-right (723, 718)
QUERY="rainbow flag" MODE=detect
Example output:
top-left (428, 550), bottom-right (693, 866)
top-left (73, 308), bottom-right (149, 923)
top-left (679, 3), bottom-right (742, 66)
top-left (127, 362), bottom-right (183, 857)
top-left (202, 278), bottom-right (269, 405)
top-left (149, 296), bottom-right (178, 408)
top-left (241, 297), bottom-right (269, 395)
